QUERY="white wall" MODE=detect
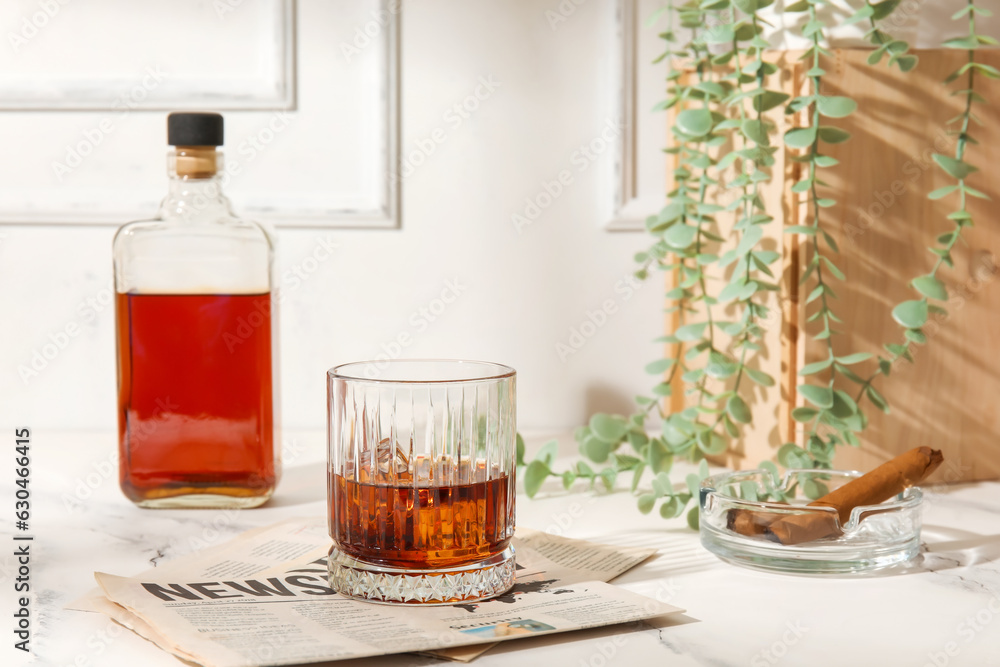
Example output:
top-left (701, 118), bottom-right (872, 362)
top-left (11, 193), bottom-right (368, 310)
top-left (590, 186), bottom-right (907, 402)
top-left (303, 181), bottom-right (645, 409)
top-left (1, 0), bottom-right (661, 433)
top-left (2, 0), bottom-right (993, 434)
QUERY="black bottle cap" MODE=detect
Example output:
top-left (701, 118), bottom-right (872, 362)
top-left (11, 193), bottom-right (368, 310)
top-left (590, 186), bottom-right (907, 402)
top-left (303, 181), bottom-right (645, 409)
top-left (167, 112), bottom-right (224, 147)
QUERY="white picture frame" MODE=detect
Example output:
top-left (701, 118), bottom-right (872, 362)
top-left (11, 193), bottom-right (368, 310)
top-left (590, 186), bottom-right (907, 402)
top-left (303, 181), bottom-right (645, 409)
top-left (0, 0), bottom-right (400, 229)
top-left (607, 0), bottom-right (668, 232)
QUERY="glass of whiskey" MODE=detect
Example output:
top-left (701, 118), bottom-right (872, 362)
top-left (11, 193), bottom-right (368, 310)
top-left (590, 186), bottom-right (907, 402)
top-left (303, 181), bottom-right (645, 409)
top-left (327, 360), bottom-right (516, 604)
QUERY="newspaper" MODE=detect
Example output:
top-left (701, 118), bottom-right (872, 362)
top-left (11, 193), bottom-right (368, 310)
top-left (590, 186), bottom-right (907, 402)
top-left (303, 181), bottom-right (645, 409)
top-left (75, 518), bottom-right (682, 666)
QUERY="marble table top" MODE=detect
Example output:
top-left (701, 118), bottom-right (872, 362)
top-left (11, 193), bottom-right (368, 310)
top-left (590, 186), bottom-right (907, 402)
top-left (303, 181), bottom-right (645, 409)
top-left (5, 431), bottom-right (1000, 667)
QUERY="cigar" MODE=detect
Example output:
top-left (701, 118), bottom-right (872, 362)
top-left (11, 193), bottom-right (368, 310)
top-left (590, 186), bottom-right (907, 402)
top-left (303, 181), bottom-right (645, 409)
top-left (726, 447), bottom-right (943, 545)
top-left (726, 508), bottom-right (784, 536)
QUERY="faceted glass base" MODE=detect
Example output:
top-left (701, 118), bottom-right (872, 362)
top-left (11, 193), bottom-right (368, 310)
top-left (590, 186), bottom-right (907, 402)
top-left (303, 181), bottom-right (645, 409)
top-left (328, 545), bottom-right (516, 605)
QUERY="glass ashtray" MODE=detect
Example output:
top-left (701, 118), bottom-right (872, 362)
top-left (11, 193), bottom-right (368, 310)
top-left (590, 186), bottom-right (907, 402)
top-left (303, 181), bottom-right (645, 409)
top-left (699, 469), bottom-right (923, 575)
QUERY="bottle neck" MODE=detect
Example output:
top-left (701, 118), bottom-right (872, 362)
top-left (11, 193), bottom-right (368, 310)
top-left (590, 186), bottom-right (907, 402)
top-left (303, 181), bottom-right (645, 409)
top-left (159, 147), bottom-right (234, 222)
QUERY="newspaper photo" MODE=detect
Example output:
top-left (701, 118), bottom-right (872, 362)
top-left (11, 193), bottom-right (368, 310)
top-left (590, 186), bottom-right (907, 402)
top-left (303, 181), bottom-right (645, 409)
top-left (73, 518), bottom-right (684, 666)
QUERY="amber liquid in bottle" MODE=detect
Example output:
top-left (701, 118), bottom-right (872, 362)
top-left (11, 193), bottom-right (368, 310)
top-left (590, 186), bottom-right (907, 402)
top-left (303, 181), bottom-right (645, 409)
top-left (117, 292), bottom-right (275, 507)
top-left (331, 460), bottom-right (513, 568)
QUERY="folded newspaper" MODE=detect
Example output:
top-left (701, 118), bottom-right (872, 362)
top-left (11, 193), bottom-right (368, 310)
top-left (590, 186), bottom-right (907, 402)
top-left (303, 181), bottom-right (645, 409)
top-left (69, 518), bottom-right (683, 666)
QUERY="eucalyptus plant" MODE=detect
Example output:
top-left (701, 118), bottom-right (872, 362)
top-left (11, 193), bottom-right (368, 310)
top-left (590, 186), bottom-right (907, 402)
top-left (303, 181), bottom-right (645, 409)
top-left (519, 0), bottom-right (994, 525)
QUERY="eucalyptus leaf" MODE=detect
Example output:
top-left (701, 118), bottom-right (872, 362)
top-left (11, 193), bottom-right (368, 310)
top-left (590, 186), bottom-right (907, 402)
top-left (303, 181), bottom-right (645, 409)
top-left (742, 119), bottom-right (771, 146)
top-left (674, 322), bottom-right (708, 342)
top-left (697, 430), bottom-right (727, 455)
top-left (835, 352), bottom-right (872, 365)
top-left (718, 280), bottom-right (748, 303)
top-left (583, 436), bottom-right (613, 463)
top-left (868, 48), bottom-right (886, 66)
top-left (524, 460), bottom-right (550, 498)
top-left (661, 495), bottom-right (684, 519)
top-left (686, 505), bottom-right (700, 530)
top-left (802, 19), bottom-right (824, 37)
top-left (727, 394), bottom-right (752, 424)
top-left (651, 382), bottom-right (673, 397)
top-left (631, 463), bottom-right (646, 493)
top-left (648, 438), bottom-right (673, 474)
top-left (845, 4), bottom-right (874, 24)
top-left (706, 354), bottom-right (738, 379)
top-left (784, 127), bottom-right (818, 149)
top-left (590, 413), bottom-right (628, 443)
top-left (778, 443), bottom-right (813, 468)
top-left (746, 368), bottom-right (776, 387)
top-left (535, 439), bottom-right (559, 466)
top-left (754, 91), bottom-right (791, 112)
top-left (676, 108), bottom-right (714, 138)
top-left (943, 35), bottom-right (980, 50)
top-left (799, 358), bottom-right (834, 376)
top-left (694, 81), bottom-right (726, 99)
top-left (600, 467), bottom-right (617, 491)
top-left (627, 430), bottom-right (650, 449)
top-left (645, 358), bottom-right (675, 374)
top-left (760, 460), bottom-right (781, 484)
top-left (686, 473), bottom-right (701, 497)
top-left (791, 406), bottom-right (819, 422)
top-left (818, 126), bottom-right (852, 144)
top-left (704, 26), bottom-right (736, 45)
top-left (817, 96), bottom-right (857, 118)
top-left (723, 414), bottom-right (740, 438)
top-left (928, 185), bottom-right (958, 200)
top-left (830, 390), bottom-right (858, 419)
top-left (912, 275), bottom-right (948, 300)
top-left (740, 480), bottom-right (760, 502)
top-left (652, 471), bottom-right (672, 497)
top-left (871, 0), bottom-right (902, 20)
top-left (664, 223), bottom-right (697, 249)
top-left (803, 479), bottom-right (829, 500)
top-left (892, 299), bottom-right (929, 329)
top-left (866, 385), bottom-right (890, 414)
top-left (933, 154), bottom-right (978, 180)
top-left (799, 384), bottom-right (834, 409)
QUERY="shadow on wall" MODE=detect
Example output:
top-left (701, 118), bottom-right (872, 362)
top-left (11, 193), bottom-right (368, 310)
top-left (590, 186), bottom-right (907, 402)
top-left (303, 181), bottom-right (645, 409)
top-left (584, 382), bottom-right (635, 422)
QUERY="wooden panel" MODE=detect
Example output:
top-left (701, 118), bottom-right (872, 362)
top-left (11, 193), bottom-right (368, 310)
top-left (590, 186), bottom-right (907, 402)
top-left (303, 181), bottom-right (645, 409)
top-left (801, 49), bottom-right (1000, 482)
top-left (663, 49), bottom-right (998, 482)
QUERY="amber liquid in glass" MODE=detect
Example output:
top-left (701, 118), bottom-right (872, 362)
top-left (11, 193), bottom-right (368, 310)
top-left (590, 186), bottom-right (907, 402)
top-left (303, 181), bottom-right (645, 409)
top-left (331, 458), bottom-right (513, 569)
top-left (116, 292), bottom-right (275, 505)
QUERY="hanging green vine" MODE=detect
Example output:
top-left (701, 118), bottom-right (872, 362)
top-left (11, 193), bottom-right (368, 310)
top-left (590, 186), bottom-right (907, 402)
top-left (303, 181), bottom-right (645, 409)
top-left (518, 0), bottom-right (994, 522)
top-left (854, 0), bottom-right (996, 405)
top-left (853, 0), bottom-right (918, 72)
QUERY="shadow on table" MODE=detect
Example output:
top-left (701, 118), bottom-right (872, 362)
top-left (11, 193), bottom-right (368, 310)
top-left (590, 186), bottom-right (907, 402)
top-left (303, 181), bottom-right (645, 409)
top-left (575, 528), bottom-right (722, 579)
top-left (922, 526), bottom-right (1000, 569)
top-left (851, 526), bottom-right (1000, 578)
top-left (263, 462), bottom-right (326, 508)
